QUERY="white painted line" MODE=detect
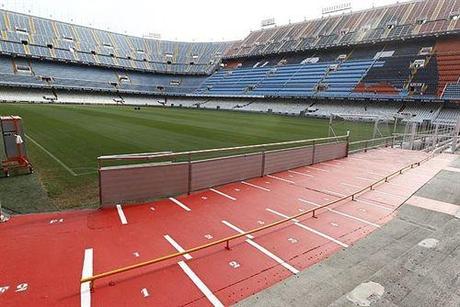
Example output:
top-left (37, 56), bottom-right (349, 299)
top-left (245, 239), bottom-right (299, 274)
top-left (116, 204), bottom-right (128, 225)
top-left (80, 248), bottom-right (93, 307)
top-left (306, 166), bottom-right (330, 172)
top-left (241, 181), bottom-right (271, 192)
top-left (169, 197), bottom-right (192, 211)
top-left (222, 220), bottom-right (254, 239)
top-left (164, 235), bottom-right (192, 260)
top-left (288, 170), bottom-right (314, 178)
top-left (367, 171), bottom-right (386, 176)
top-left (267, 174), bottom-right (295, 184)
top-left (341, 183), bottom-right (363, 189)
top-left (322, 189), bottom-right (346, 197)
top-left (372, 189), bottom-right (405, 198)
top-left (298, 199), bottom-right (380, 228)
top-left (266, 208), bottom-right (348, 248)
top-left (26, 134), bottom-right (79, 176)
top-left (210, 188), bottom-right (236, 201)
top-left (298, 198), bottom-right (320, 206)
top-left (221, 220), bottom-right (298, 274)
top-left (355, 199), bottom-right (393, 211)
top-left (321, 162), bottom-right (343, 168)
top-left (178, 261), bottom-right (224, 307)
top-left (355, 176), bottom-right (375, 182)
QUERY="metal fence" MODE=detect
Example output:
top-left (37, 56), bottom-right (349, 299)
top-left (98, 134), bottom-right (350, 206)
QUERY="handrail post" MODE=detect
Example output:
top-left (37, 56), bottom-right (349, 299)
top-left (312, 210), bottom-right (317, 218)
top-left (311, 140), bottom-right (316, 164)
top-left (225, 240), bottom-right (230, 250)
top-left (364, 141), bottom-right (368, 152)
top-left (261, 150), bottom-right (266, 177)
top-left (345, 130), bottom-right (350, 157)
top-left (187, 153), bottom-right (192, 195)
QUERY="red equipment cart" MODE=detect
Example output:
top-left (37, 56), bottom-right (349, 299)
top-left (1, 116), bottom-right (33, 177)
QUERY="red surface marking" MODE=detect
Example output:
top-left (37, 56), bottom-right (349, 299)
top-left (0, 149), bottom-right (438, 307)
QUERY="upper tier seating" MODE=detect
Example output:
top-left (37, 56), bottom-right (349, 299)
top-left (225, 0), bottom-right (460, 59)
top-left (0, 9), bottom-right (232, 74)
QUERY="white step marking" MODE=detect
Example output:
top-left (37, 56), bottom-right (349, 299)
top-left (169, 197), bottom-right (191, 211)
top-left (222, 220), bottom-right (299, 274)
top-left (80, 248), bottom-right (93, 307)
top-left (267, 174), bottom-right (295, 184)
top-left (116, 204), bottom-right (128, 225)
top-left (266, 208), bottom-right (348, 248)
top-left (222, 220), bottom-right (254, 239)
top-left (355, 176), bottom-right (375, 182)
top-left (164, 235), bottom-right (192, 260)
top-left (321, 162), bottom-right (343, 168)
top-left (288, 170), bottom-right (314, 177)
top-left (241, 181), bottom-right (271, 192)
top-left (306, 166), bottom-right (330, 172)
top-left (372, 189), bottom-right (405, 198)
top-left (355, 199), bottom-right (393, 211)
top-left (210, 188), bottom-right (236, 201)
top-left (245, 239), bottom-right (299, 274)
top-left (322, 189), bottom-right (346, 197)
top-left (298, 198), bottom-right (381, 228)
top-left (178, 261), bottom-right (224, 307)
top-left (341, 182), bottom-right (363, 189)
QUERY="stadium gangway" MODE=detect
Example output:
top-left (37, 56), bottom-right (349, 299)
top-left (81, 134), bottom-right (434, 289)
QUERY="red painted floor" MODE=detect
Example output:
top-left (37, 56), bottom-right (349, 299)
top-left (1, 148), bottom-right (450, 307)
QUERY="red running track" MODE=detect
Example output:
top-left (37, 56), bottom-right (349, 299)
top-left (0, 148), bottom-right (437, 307)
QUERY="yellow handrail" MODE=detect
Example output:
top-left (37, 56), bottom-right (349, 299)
top-left (81, 154), bottom-right (433, 287)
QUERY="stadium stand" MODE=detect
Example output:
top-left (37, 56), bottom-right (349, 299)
top-left (0, 0), bottom-right (459, 123)
top-left (0, 9), bottom-right (231, 74)
top-left (224, 0), bottom-right (460, 59)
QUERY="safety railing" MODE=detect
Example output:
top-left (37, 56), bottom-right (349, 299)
top-left (81, 152), bottom-right (434, 289)
top-left (98, 134), bottom-right (350, 166)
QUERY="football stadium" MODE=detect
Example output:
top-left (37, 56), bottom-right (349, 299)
top-left (0, 0), bottom-right (459, 306)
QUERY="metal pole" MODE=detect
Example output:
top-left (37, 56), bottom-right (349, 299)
top-left (451, 117), bottom-right (460, 153)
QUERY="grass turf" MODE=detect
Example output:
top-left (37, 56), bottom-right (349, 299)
top-left (0, 103), bottom-right (391, 212)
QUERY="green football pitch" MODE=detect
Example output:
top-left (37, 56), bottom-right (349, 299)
top-left (0, 103), bottom-right (392, 212)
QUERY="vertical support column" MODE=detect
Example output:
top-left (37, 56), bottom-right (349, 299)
top-left (187, 153), bottom-right (192, 195)
top-left (311, 140), bottom-right (316, 164)
top-left (451, 117), bottom-right (460, 153)
top-left (345, 130), bottom-right (350, 157)
top-left (410, 122), bottom-right (417, 150)
top-left (261, 150), bottom-right (266, 177)
top-left (432, 124), bottom-right (439, 149)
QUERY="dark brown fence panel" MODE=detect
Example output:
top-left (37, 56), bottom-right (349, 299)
top-left (100, 163), bottom-right (189, 206)
top-left (264, 146), bottom-right (313, 175)
top-left (191, 153), bottom-right (263, 191)
top-left (313, 142), bottom-right (347, 163)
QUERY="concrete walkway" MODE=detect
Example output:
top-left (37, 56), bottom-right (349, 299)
top-left (236, 154), bottom-right (460, 307)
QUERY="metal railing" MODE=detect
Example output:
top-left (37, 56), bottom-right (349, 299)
top-left (81, 152), bottom-right (434, 289)
top-left (98, 134), bottom-right (350, 166)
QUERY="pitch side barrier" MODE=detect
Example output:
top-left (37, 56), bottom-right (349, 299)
top-left (82, 152), bottom-right (434, 289)
top-left (97, 134), bottom-right (351, 206)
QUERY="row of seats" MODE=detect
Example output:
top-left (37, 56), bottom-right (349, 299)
top-left (0, 56), bottom-right (206, 94)
top-left (225, 0), bottom-right (460, 59)
top-left (0, 9), bottom-right (231, 74)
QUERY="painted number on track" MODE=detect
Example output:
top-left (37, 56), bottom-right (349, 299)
top-left (141, 288), bottom-right (150, 298)
top-left (204, 234), bottom-right (213, 240)
top-left (288, 238), bottom-right (298, 244)
top-left (0, 283), bottom-right (28, 295)
top-left (49, 219), bottom-right (64, 224)
top-left (229, 261), bottom-right (240, 269)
